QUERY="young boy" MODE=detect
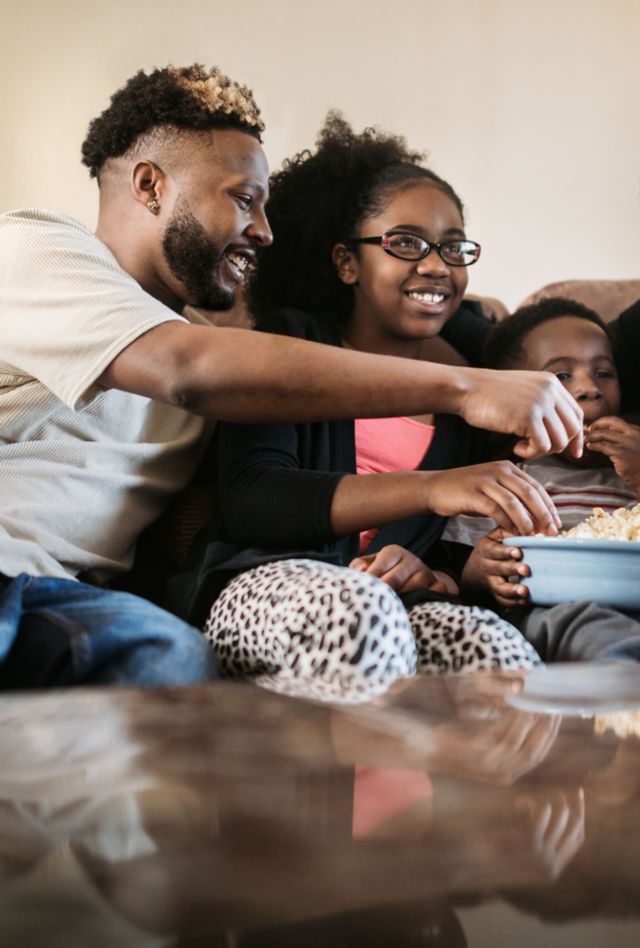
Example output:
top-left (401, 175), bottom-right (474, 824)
top-left (445, 297), bottom-right (640, 662)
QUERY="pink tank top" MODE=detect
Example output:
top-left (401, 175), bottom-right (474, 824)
top-left (355, 417), bottom-right (435, 552)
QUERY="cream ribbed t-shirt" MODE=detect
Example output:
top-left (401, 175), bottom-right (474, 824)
top-left (0, 209), bottom-right (208, 581)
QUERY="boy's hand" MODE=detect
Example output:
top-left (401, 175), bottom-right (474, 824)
top-left (461, 528), bottom-right (530, 607)
top-left (586, 417), bottom-right (640, 493)
top-left (349, 544), bottom-right (451, 594)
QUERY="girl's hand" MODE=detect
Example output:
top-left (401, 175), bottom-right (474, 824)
top-left (586, 416), bottom-right (640, 493)
top-left (349, 544), bottom-right (451, 594)
top-left (461, 528), bottom-right (530, 608)
top-left (424, 461), bottom-right (560, 537)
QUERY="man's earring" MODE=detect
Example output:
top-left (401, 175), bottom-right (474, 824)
top-left (147, 198), bottom-right (160, 214)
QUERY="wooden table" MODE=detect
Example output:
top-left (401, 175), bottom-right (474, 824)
top-left (1, 662), bottom-right (640, 946)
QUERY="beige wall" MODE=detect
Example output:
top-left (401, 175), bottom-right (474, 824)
top-left (2, 0), bottom-right (639, 310)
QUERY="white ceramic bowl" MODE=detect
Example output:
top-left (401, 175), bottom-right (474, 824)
top-left (502, 536), bottom-right (640, 609)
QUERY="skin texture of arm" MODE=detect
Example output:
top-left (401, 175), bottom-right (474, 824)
top-left (97, 321), bottom-right (584, 458)
top-left (330, 463), bottom-right (561, 539)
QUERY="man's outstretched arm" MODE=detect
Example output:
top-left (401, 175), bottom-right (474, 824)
top-left (98, 320), bottom-right (584, 459)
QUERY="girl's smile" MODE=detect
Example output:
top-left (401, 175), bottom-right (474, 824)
top-left (335, 182), bottom-right (472, 356)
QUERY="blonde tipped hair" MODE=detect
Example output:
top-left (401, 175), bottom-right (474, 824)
top-left (82, 63), bottom-right (264, 179)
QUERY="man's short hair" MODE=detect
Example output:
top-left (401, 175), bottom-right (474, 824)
top-left (81, 64), bottom-right (264, 179)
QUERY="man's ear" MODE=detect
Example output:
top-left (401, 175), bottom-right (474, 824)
top-left (332, 243), bottom-right (359, 285)
top-left (131, 160), bottom-right (166, 214)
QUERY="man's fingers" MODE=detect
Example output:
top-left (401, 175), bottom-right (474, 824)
top-left (554, 788), bottom-right (585, 855)
top-left (513, 429), bottom-right (551, 460)
top-left (555, 391), bottom-right (584, 458)
top-left (514, 383), bottom-right (583, 460)
top-left (466, 370), bottom-right (582, 460)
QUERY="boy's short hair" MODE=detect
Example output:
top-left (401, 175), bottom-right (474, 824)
top-left (484, 297), bottom-right (608, 370)
top-left (81, 64), bottom-right (264, 180)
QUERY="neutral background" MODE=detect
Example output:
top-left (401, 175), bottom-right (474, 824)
top-left (2, 0), bottom-right (639, 309)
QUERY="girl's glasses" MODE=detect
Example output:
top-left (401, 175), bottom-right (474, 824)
top-left (347, 232), bottom-right (481, 267)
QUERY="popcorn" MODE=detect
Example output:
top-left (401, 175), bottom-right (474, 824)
top-left (595, 711), bottom-right (640, 739)
top-left (563, 503), bottom-right (640, 541)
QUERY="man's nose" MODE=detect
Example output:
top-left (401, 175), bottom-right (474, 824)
top-left (248, 209), bottom-right (273, 247)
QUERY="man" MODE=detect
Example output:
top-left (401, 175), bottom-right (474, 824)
top-left (0, 65), bottom-right (583, 689)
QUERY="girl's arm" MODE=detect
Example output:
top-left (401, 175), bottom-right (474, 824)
top-left (216, 417), bottom-right (345, 547)
top-left (330, 463), bottom-right (560, 539)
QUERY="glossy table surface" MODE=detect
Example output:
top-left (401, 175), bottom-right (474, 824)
top-left (2, 662), bottom-right (640, 947)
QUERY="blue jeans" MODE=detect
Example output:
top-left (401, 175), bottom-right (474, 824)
top-left (0, 572), bottom-right (218, 688)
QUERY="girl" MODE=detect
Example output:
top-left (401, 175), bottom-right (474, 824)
top-left (170, 115), bottom-right (557, 700)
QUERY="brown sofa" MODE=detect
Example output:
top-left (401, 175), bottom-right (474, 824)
top-left (518, 279), bottom-right (640, 325)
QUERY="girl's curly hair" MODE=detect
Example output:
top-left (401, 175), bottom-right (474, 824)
top-left (247, 112), bottom-right (464, 324)
top-left (81, 64), bottom-right (264, 179)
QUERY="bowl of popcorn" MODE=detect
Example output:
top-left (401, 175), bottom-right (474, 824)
top-left (504, 504), bottom-right (640, 609)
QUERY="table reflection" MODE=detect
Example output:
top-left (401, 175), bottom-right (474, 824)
top-left (0, 664), bottom-right (638, 946)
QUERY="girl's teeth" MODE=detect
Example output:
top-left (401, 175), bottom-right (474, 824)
top-left (408, 291), bottom-right (445, 304)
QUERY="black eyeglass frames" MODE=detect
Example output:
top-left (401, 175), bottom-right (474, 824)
top-left (346, 232), bottom-right (481, 266)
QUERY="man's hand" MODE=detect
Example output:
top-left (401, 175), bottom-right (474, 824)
top-left (461, 369), bottom-right (584, 460)
top-left (423, 462), bottom-right (560, 537)
top-left (514, 787), bottom-right (586, 880)
top-left (349, 545), bottom-right (452, 594)
top-left (586, 416), bottom-right (640, 493)
top-left (461, 528), bottom-right (530, 607)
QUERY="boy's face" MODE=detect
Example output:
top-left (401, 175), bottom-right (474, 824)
top-left (519, 315), bottom-right (621, 464)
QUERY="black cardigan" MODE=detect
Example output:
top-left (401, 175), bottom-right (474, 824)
top-left (169, 306), bottom-right (485, 626)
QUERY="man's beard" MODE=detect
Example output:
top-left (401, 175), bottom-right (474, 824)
top-left (162, 196), bottom-right (235, 311)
